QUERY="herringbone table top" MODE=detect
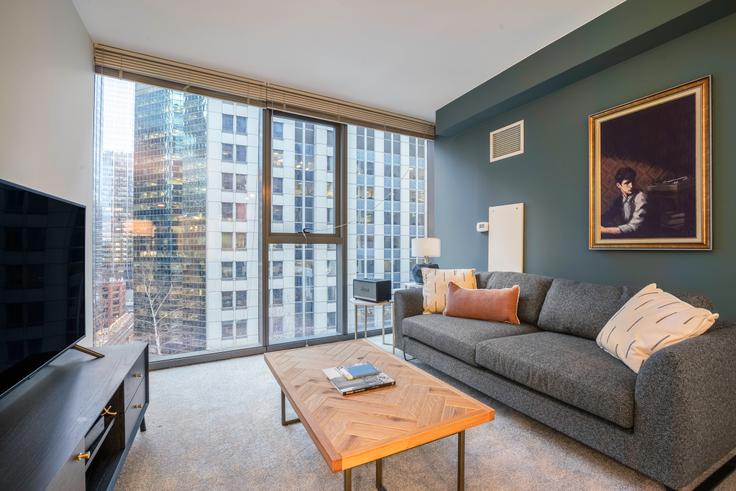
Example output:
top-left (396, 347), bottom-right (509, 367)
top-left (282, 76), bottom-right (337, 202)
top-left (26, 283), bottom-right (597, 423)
top-left (265, 340), bottom-right (495, 472)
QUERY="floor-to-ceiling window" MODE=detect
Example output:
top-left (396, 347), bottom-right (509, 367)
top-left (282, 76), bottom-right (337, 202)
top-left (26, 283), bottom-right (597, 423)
top-left (93, 74), bottom-right (429, 363)
top-left (347, 126), bottom-right (427, 330)
top-left (93, 76), bottom-right (261, 360)
top-left (266, 114), bottom-right (342, 345)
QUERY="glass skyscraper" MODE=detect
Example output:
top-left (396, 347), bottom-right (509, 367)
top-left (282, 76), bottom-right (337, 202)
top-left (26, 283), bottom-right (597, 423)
top-left (131, 86), bottom-right (208, 356)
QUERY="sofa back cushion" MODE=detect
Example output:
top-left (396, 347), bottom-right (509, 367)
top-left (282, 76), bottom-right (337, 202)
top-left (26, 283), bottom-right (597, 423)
top-left (475, 272), bottom-right (493, 289)
top-left (538, 278), bottom-right (636, 339)
top-left (485, 272), bottom-right (553, 325)
top-left (538, 278), bottom-right (716, 340)
top-left (670, 292), bottom-right (713, 311)
top-left (538, 278), bottom-right (635, 340)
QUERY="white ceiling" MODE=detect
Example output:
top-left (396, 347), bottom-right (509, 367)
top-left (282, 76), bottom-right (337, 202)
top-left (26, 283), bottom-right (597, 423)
top-left (72, 0), bottom-right (624, 122)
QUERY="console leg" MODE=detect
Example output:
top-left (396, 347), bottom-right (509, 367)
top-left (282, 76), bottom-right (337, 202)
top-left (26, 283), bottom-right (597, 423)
top-left (140, 417), bottom-right (147, 432)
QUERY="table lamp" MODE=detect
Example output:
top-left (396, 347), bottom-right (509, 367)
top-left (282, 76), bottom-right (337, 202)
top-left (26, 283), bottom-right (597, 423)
top-left (411, 237), bottom-right (441, 284)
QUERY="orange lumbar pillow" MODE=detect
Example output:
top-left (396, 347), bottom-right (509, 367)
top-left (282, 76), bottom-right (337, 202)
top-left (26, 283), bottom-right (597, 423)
top-left (443, 281), bottom-right (521, 325)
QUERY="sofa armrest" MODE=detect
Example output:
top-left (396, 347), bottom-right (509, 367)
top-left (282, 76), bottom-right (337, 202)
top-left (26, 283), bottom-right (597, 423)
top-left (634, 320), bottom-right (736, 487)
top-left (393, 288), bottom-right (423, 350)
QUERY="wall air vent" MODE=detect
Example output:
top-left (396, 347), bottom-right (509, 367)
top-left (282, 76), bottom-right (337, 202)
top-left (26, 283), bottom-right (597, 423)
top-left (489, 120), bottom-right (524, 162)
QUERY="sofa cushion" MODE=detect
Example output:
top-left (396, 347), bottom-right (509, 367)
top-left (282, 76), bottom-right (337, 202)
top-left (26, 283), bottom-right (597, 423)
top-left (537, 278), bottom-right (635, 340)
top-left (475, 272), bottom-right (493, 289)
top-left (401, 314), bottom-right (539, 366)
top-left (475, 332), bottom-right (637, 428)
top-left (486, 272), bottom-right (553, 325)
top-left (668, 291), bottom-right (713, 311)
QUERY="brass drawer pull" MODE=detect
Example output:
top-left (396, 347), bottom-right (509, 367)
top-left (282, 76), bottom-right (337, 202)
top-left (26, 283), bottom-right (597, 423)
top-left (131, 372), bottom-right (143, 379)
top-left (132, 403), bottom-right (144, 409)
top-left (101, 405), bottom-right (117, 417)
top-left (75, 451), bottom-right (91, 461)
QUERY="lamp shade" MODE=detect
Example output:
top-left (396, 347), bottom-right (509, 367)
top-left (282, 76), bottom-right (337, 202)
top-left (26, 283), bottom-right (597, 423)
top-left (411, 237), bottom-right (441, 258)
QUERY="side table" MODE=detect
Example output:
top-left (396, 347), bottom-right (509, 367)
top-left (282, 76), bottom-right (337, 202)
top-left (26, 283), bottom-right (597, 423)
top-left (350, 298), bottom-right (394, 354)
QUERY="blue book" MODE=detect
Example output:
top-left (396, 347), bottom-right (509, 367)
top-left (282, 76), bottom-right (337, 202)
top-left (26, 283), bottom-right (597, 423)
top-left (337, 362), bottom-right (380, 380)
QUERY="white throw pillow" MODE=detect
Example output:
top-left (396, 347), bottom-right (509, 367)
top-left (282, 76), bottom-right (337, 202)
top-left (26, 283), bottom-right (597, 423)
top-left (422, 268), bottom-right (477, 314)
top-left (596, 283), bottom-right (719, 373)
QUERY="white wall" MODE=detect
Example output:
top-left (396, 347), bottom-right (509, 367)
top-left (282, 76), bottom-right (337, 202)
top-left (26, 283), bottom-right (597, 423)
top-left (0, 0), bottom-right (94, 343)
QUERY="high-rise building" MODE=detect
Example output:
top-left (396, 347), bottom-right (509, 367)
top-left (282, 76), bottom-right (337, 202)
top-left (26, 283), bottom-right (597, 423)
top-left (132, 86), bottom-right (208, 356)
top-left (204, 100), bottom-right (261, 350)
top-left (92, 147), bottom-right (133, 338)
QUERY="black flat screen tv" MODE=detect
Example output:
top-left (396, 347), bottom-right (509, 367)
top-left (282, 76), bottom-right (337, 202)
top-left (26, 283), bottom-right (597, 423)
top-left (0, 179), bottom-right (85, 399)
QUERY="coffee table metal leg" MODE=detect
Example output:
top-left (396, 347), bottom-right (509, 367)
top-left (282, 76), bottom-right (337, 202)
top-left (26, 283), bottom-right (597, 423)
top-left (344, 468), bottom-right (352, 491)
top-left (376, 458), bottom-right (385, 490)
top-left (280, 391), bottom-right (300, 426)
top-left (457, 430), bottom-right (465, 490)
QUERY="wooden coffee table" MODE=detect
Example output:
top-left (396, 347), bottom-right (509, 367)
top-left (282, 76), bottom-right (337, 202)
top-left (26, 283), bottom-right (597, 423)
top-left (264, 340), bottom-right (495, 490)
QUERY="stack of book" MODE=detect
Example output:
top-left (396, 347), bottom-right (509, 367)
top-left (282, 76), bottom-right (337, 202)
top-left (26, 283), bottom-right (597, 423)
top-left (322, 362), bottom-right (395, 395)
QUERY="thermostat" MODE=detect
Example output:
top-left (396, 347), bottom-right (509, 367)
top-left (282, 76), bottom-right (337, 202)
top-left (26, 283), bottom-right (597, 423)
top-left (476, 222), bottom-right (489, 233)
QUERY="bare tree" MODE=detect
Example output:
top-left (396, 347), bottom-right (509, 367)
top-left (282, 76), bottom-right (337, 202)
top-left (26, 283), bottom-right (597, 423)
top-left (135, 262), bottom-right (185, 355)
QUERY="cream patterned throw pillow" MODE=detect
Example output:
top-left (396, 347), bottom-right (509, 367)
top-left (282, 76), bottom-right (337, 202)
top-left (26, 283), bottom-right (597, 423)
top-left (422, 268), bottom-right (476, 314)
top-left (596, 283), bottom-right (719, 373)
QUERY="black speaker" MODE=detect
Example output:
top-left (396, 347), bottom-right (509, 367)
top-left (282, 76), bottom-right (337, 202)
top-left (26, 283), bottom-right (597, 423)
top-left (352, 278), bottom-right (392, 302)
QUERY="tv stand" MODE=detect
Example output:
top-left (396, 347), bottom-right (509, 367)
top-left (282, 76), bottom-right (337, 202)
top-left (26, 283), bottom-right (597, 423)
top-left (0, 342), bottom-right (149, 490)
top-left (72, 344), bottom-right (106, 358)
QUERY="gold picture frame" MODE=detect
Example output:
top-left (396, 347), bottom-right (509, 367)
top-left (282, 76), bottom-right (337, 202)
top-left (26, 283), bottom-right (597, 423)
top-left (589, 76), bottom-right (711, 250)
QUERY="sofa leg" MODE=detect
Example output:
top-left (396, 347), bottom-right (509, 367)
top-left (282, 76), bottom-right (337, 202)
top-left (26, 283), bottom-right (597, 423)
top-left (403, 350), bottom-right (415, 362)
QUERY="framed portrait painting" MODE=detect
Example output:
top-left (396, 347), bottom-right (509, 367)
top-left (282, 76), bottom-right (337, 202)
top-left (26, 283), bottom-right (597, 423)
top-left (589, 76), bottom-right (711, 250)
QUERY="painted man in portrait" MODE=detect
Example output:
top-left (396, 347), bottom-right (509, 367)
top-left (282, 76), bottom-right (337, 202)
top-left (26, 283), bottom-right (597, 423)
top-left (601, 166), bottom-right (648, 236)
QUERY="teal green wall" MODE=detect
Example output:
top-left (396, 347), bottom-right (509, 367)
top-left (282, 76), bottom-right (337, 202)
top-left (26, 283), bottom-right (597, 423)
top-left (433, 13), bottom-right (736, 316)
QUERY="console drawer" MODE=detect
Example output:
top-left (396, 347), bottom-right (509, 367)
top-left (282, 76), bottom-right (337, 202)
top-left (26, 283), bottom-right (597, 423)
top-left (46, 439), bottom-right (85, 491)
top-left (125, 381), bottom-right (146, 446)
top-left (123, 351), bottom-right (146, 409)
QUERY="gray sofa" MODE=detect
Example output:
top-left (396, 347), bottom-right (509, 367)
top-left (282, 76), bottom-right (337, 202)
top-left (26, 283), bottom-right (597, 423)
top-left (393, 271), bottom-right (736, 489)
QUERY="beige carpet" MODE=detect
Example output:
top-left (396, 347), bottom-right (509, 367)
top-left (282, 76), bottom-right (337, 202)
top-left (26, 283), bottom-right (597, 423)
top-left (116, 338), bottom-right (736, 491)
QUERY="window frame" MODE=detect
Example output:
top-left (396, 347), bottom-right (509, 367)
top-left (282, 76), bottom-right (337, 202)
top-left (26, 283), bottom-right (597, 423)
top-left (261, 111), bottom-right (347, 347)
top-left (236, 115), bottom-right (247, 135)
top-left (221, 143), bottom-right (234, 161)
top-left (222, 113), bottom-right (234, 133)
top-left (235, 144), bottom-right (247, 163)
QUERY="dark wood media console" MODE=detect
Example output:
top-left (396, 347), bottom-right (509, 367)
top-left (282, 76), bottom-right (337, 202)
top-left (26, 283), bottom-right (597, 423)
top-left (0, 342), bottom-right (149, 490)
